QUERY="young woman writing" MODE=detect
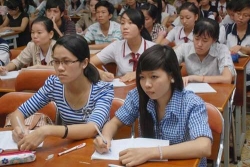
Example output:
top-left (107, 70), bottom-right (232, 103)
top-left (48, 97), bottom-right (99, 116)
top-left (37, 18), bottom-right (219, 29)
top-left (94, 44), bottom-right (212, 167)
top-left (10, 34), bottom-right (114, 151)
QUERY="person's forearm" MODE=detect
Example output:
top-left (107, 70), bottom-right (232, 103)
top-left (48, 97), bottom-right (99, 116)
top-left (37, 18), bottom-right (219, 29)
top-left (5, 62), bottom-right (17, 71)
top-left (89, 43), bottom-right (109, 50)
top-left (240, 46), bottom-right (250, 55)
top-left (149, 137), bottom-right (211, 160)
top-left (54, 26), bottom-right (63, 37)
top-left (10, 110), bottom-right (26, 129)
top-left (102, 117), bottom-right (122, 141)
top-left (190, 74), bottom-right (232, 84)
top-left (43, 122), bottom-right (97, 140)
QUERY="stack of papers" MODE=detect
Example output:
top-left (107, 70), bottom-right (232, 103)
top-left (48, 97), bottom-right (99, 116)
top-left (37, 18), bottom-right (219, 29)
top-left (185, 83), bottom-right (216, 93)
top-left (0, 71), bottom-right (19, 80)
top-left (91, 138), bottom-right (169, 161)
top-left (0, 131), bottom-right (43, 150)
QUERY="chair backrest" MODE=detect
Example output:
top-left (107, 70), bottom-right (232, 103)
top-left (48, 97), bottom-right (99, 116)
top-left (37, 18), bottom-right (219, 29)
top-left (15, 69), bottom-right (56, 92)
top-left (0, 92), bottom-right (57, 127)
top-left (110, 98), bottom-right (138, 139)
top-left (206, 102), bottom-right (224, 167)
top-left (10, 49), bottom-right (22, 60)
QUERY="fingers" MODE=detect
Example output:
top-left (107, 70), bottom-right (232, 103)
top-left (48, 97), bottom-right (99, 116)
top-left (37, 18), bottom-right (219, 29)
top-left (102, 72), bottom-right (114, 82)
top-left (93, 136), bottom-right (110, 154)
top-left (0, 67), bottom-right (7, 76)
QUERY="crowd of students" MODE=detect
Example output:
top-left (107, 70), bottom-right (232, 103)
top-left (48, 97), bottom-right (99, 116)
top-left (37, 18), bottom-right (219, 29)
top-left (0, 0), bottom-right (249, 166)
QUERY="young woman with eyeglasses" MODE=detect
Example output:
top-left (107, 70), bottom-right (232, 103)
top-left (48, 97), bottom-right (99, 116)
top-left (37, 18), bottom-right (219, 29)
top-left (10, 34), bottom-right (114, 151)
top-left (0, 16), bottom-right (55, 76)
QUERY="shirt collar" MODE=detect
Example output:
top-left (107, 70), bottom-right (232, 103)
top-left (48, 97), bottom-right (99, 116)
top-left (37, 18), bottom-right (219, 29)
top-left (179, 27), bottom-right (193, 40)
top-left (123, 38), bottom-right (146, 57)
top-left (96, 21), bottom-right (113, 35)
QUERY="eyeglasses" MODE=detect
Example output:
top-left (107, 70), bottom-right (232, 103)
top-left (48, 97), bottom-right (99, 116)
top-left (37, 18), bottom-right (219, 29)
top-left (51, 59), bottom-right (79, 67)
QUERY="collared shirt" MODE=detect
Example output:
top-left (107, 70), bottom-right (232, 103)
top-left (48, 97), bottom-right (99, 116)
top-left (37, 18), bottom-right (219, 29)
top-left (96, 39), bottom-right (155, 76)
top-left (174, 42), bottom-right (235, 76)
top-left (151, 23), bottom-right (167, 42)
top-left (166, 26), bottom-right (193, 46)
top-left (225, 22), bottom-right (250, 77)
top-left (115, 88), bottom-right (212, 167)
top-left (84, 21), bottom-right (122, 44)
top-left (19, 75), bottom-right (114, 128)
top-left (164, 4), bottom-right (177, 16)
top-left (11, 40), bottom-right (56, 69)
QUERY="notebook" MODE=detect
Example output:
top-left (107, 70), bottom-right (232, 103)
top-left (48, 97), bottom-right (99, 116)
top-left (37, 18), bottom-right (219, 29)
top-left (91, 138), bottom-right (169, 161)
top-left (110, 78), bottom-right (126, 87)
top-left (185, 83), bottom-right (216, 93)
top-left (0, 71), bottom-right (19, 80)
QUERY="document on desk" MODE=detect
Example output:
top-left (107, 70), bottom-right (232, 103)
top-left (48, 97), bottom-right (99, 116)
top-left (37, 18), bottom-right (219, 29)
top-left (0, 71), bottom-right (19, 80)
top-left (0, 131), bottom-right (43, 150)
top-left (111, 78), bottom-right (126, 87)
top-left (185, 83), bottom-right (216, 93)
top-left (91, 138), bottom-right (169, 161)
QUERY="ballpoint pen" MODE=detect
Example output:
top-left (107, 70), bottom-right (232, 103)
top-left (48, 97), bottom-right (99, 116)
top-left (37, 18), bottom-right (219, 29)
top-left (58, 143), bottom-right (86, 156)
top-left (94, 125), bottom-right (111, 152)
top-left (102, 65), bottom-right (109, 72)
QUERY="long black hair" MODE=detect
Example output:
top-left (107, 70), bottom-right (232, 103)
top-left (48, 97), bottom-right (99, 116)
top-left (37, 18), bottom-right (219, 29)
top-left (52, 35), bottom-right (100, 84)
top-left (121, 8), bottom-right (152, 41)
top-left (136, 45), bottom-right (183, 137)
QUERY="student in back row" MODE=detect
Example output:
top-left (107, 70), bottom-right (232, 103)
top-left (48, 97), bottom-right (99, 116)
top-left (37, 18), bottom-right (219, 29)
top-left (174, 18), bottom-right (235, 86)
top-left (94, 45), bottom-right (212, 167)
top-left (0, 16), bottom-right (55, 75)
top-left (91, 9), bottom-right (154, 82)
top-left (84, 1), bottom-right (122, 50)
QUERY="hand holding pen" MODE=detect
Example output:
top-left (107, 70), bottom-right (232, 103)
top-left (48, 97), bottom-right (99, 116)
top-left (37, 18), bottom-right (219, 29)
top-left (12, 117), bottom-right (28, 143)
top-left (94, 125), bottom-right (111, 154)
top-left (101, 65), bottom-right (114, 82)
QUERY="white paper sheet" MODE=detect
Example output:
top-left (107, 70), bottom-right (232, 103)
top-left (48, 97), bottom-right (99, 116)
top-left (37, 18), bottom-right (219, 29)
top-left (0, 131), bottom-right (43, 150)
top-left (111, 78), bottom-right (126, 87)
top-left (91, 138), bottom-right (169, 161)
top-left (0, 71), bottom-right (19, 80)
top-left (185, 83), bottom-right (216, 93)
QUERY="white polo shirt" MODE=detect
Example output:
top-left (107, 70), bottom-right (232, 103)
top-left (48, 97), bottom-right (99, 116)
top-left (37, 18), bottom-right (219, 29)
top-left (96, 38), bottom-right (155, 76)
top-left (166, 26), bottom-right (193, 46)
top-left (226, 23), bottom-right (250, 75)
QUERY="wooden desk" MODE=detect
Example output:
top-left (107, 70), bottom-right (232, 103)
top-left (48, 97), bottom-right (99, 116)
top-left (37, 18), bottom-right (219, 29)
top-left (233, 57), bottom-right (250, 160)
top-left (0, 32), bottom-right (19, 48)
top-left (0, 78), bottom-right (15, 95)
top-left (197, 83), bottom-right (235, 167)
top-left (0, 134), bottom-right (200, 167)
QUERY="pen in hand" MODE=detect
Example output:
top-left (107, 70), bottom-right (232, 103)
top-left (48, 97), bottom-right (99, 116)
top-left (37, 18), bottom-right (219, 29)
top-left (94, 125), bottom-right (111, 151)
top-left (102, 65), bottom-right (109, 72)
top-left (16, 116), bottom-right (25, 134)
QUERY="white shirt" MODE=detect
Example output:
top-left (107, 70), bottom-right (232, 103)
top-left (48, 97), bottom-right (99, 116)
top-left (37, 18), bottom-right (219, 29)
top-left (166, 26), bottom-right (193, 46)
top-left (164, 4), bottom-right (177, 16)
top-left (96, 39), bottom-right (155, 76)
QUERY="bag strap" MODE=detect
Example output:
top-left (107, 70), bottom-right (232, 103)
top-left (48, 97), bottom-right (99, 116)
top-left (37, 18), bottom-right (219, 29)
top-left (29, 114), bottom-right (42, 130)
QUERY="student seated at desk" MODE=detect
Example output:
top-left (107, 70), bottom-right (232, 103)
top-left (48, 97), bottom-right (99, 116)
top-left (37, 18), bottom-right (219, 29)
top-left (0, 16), bottom-right (55, 75)
top-left (0, 0), bottom-right (30, 47)
top-left (10, 35), bottom-right (114, 151)
top-left (94, 45), bottom-right (212, 167)
top-left (45, 0), bottom-right (76, 40)
top-left (174, 18), bottom-right (235, 86)
top-left (91, 9), bottom-right (154, 82)
top-left (84, 1), bottom-right (122, 50)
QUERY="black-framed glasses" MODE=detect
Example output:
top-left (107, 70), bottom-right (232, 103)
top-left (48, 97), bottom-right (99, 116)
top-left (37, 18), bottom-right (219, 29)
top-left (51, 59), bottom-right (79, 67)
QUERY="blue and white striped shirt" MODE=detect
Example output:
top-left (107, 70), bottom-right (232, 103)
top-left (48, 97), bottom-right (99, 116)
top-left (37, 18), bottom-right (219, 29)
top-left (19, 75), bottom-right (114, 128)
top-left (115, 88), bottom-right (212, 166)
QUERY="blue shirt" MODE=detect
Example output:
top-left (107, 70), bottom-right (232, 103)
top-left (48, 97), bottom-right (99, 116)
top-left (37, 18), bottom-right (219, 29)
top-left (19, 75), bottom-right (114, 128)
top-left (115, 88), bottom-right (212, 166)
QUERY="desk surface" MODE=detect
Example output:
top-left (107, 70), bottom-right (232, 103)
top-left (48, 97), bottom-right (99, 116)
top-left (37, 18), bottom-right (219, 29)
top-left (234, 57), bottom-right (250, 70)
top-left (1, 135), bottom-right (199, 167)
top-left (0, 78), bottom-right (15, 93)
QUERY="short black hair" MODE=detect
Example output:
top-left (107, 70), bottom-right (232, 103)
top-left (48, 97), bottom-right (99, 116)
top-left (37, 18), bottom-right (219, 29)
top-left (193, 18), bottom-right (219, 41)
top-left (233, 0), bottom-right (250, 12)
top-left (31, 16), bottom-right (54, 33)
top-left (46, 0), bottom-right (65, 13)
top-left (95, 1), bottom-right (114, 15)
top-left (6, 0), bottom-right (24, 12)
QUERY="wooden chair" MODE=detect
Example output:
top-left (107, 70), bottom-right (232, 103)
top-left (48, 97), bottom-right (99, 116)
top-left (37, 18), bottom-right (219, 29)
top-left (0, 92), bottom-right (57, 127)
top-left (15, 69), bottom-right (56, 92)
top-left (10, 49), bottom-right (22, 60)
top-left (206, 103), bottom-right (224, 167)
top-left (110, 98), bottom-right (138, 139)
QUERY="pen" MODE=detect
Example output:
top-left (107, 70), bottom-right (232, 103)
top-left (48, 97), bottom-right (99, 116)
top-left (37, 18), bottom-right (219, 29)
top-left (102, 65), bottom-right (109, 72)
top-left (94, 125), bottom-right (107, 144)
top-left (16, 116), bottom-right (25, 134)
top-left (108, 164), bottom-right (125, 167)
top-left (58, 143), bottom-right (86, 156)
